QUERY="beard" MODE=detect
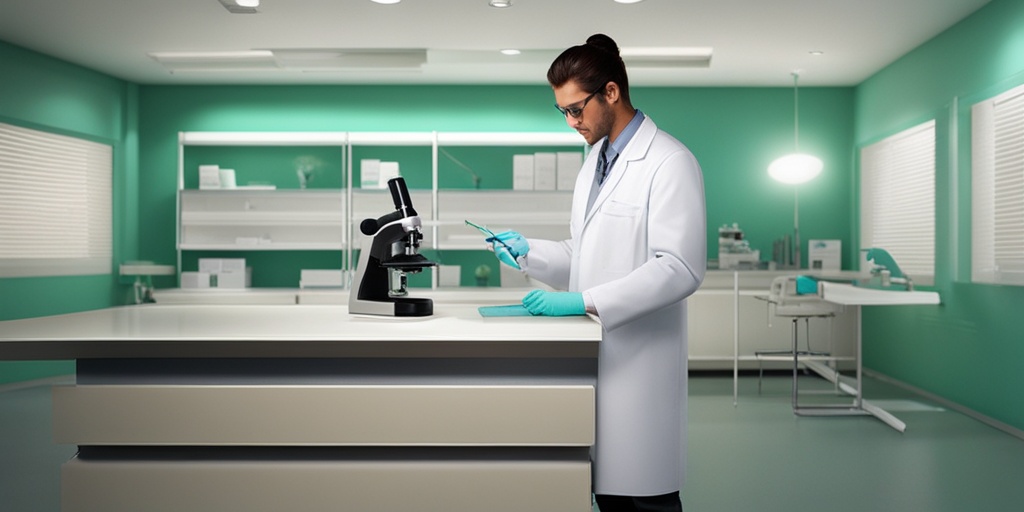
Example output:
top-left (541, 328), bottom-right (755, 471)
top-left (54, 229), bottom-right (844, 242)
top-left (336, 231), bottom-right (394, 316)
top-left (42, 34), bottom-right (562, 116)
top-left (580, 102), bottom-right (616, 146)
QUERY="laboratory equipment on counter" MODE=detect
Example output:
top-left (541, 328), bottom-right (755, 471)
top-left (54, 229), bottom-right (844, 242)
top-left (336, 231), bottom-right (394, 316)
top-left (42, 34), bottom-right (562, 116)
top-left (119, 262), bottom-right (176, 304)
top-left (718, 223), bottom-right (761, 269)
top-left (349, 177), bottom-right (436, 317)
top-left (858, 248), bottom-right (913, 291)
top-left (808, 239), bottom-right (841, 271)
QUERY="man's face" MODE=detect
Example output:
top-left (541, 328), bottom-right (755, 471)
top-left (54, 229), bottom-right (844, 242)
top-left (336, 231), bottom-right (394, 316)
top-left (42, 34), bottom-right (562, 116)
top-left (553, 81), bottom-right (613, 146)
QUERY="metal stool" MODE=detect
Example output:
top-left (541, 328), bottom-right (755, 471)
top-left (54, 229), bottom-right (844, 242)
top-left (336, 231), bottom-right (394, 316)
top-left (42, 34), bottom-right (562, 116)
top-left (755, 276), bottom-right (844, 407)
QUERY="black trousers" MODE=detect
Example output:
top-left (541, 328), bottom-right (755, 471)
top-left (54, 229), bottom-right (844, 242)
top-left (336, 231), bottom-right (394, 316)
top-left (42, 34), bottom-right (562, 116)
top-left (595, 491), bottom-right (682, 512)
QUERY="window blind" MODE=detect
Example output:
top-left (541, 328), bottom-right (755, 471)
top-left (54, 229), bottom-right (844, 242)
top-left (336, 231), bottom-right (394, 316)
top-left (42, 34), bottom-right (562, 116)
top-left (860, 120), bottom-right (936, 282)
top-left (0, 122), bottom-right (112, 277)
top-left (972, 84), bottom-right (1024, 285)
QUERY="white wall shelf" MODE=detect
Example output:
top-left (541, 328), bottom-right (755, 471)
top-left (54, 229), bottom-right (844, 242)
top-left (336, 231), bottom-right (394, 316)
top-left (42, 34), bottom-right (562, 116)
top-left (178, 131), bottom-right (588, 288)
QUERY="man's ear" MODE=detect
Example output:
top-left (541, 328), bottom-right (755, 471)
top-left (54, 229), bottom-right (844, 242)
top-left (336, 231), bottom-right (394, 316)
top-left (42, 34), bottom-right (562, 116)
top-left (602, 81), bottom-right (621, 105)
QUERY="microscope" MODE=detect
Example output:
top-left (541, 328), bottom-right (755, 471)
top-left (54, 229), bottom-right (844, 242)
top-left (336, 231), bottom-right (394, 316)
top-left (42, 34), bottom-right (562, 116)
top-left (349, 177), bottom-right (436, 317)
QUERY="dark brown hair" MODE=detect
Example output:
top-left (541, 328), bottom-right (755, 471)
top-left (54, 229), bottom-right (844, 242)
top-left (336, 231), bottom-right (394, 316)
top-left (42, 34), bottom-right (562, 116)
top-left (547, 33), bottom-right (631, 105)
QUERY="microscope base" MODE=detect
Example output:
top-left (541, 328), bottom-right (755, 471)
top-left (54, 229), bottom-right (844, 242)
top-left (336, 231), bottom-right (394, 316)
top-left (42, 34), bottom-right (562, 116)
top-left (349, 297), bottom-right (433, 317)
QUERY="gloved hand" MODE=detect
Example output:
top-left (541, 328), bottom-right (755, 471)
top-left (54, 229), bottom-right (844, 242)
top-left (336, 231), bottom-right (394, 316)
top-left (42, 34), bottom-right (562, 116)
top-left (522, 289), bottom-right (586, 316)
top-left (486, 230), bottom-right (529, 269)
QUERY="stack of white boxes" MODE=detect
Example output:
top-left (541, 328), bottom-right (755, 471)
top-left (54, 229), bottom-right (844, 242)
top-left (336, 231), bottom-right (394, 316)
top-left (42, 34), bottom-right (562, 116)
top-left (198, 165), bottom-right (237, 189)
top-left (360, 159), bottom-right (401, 189)
top-left (181, 259), bottom-right (250, 289)
top-left (512, 152), bottom-right (583, 191)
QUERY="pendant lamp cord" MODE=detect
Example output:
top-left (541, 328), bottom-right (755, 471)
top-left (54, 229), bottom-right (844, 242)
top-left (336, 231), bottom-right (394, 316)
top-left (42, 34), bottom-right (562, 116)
top-left (792, 71), bottom-right (800, 151)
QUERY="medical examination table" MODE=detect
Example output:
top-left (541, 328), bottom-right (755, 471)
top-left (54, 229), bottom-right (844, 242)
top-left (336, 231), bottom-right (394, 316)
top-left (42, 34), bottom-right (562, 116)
top-left (759, 280), bottom-right (941, 432)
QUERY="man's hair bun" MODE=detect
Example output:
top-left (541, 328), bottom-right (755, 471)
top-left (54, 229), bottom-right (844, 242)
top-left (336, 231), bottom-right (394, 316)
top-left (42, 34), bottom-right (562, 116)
top-left (586, 34), bottom-right (620, 58)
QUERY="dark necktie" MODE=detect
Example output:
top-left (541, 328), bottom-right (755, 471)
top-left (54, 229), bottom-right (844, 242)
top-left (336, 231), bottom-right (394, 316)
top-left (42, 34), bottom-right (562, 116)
top-left (596, 140), bottom-right (611, 185)
top-left (586, 140), bottom-right (611, 215)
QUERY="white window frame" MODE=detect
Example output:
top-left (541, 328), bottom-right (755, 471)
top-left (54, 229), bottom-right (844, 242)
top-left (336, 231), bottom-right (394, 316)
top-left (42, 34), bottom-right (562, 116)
top-left (860, 120), bottom-right (936, 284)
top-left (0, 122), bottom-right (113, 277)
top-left (972, 83), bottom-right (1024, 285)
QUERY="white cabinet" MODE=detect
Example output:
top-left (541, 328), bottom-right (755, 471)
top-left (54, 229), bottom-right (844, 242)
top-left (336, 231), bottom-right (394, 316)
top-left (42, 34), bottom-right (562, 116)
top-left (177, 131), bottom-right (587, 288)
top-left (430, 132), bottom-right (584, 256)
top-left (176, 132), bottom-right (350, 285)
top-left (686, 271), bottom-right (859, 371)
top-left (179, 189), bottom-right (345, 250)
top-left (435, 190), bottom-right (574, 250)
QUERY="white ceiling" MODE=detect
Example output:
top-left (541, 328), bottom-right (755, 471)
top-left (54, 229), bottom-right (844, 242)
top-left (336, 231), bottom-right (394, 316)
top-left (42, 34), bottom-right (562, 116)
top-left (0, 0), bottom-right (991, 87)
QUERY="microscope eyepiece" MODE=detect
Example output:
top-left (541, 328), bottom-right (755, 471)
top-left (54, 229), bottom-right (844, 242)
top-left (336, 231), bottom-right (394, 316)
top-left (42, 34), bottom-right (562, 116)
top-left (388, 177), bottom-right (417, 218)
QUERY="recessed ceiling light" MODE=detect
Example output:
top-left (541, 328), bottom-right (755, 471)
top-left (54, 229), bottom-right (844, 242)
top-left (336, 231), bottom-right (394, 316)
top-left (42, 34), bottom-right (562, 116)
top-left (619, 47), bottom-right (713, 68)
top-left (235, 0), bottom-right (259, 7)
top-left (614, 0), bottom-right (645, 4)
top-left (500, 49), bottom-right (521, 56)
top-left (489, 0), bottom-right (512, 8)
top-left (809, 50), bottom-right (825, 56)
top-left (371, 0), bottom-right (401, 4)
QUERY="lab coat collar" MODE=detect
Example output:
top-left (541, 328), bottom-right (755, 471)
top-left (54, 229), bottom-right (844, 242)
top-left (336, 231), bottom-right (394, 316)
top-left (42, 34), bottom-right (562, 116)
top-left (582, 114), bottom-right (657, 225)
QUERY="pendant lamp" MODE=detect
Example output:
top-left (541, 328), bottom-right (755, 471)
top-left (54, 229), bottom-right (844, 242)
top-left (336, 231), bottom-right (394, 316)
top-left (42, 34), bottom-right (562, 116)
top-left (769, 72), bottom-right (823, 269)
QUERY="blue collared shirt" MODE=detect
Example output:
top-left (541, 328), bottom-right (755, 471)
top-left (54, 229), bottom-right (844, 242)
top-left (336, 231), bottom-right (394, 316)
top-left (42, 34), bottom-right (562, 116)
top-left (599, 109), bottom-right (645, 180)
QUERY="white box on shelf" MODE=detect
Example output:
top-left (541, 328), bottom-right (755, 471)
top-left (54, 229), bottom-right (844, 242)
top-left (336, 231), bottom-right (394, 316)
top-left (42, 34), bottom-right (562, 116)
top-left (378, 161), bottom-right (400, 188)
top-left (556, 152), bottom-right (582, 191)
top-left (198, 258), bottom-right (222, 274)
top-left (181, 272), bottom-right (211, 289)
top-left (533, 152), bottom-right (557, 191)
top-left (809, 240), bottom-right (842, 271)
top-left (198, 258), bottom-right (246, 274)
top-left (199, 165), bottom-right (221, 189)
top-left (220, 258), bottom-right (246, 273)
top-left (217, 269), bottom-right (250, 289)
top-left (438, 265), bottom-right (461, 287)
top-left (360, 159), bottom-right (381, 189)
top-left (513, 154), bottom-right (534, 191)
top-left (300, 269), bottom-right (344, 288)
top-left (218, 168), bottom-right (236, 189)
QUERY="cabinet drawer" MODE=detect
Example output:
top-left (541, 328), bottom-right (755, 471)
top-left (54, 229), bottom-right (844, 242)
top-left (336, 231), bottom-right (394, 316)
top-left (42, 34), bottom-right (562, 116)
top-left (62, 455), bottom-right (591, 512)
top-left (53, 384), bottom-right (594, 446)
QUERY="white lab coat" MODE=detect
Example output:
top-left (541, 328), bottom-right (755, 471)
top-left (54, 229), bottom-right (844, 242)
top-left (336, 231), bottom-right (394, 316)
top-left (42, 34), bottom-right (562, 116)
top-left (523, 115), bottom-right (706, 496)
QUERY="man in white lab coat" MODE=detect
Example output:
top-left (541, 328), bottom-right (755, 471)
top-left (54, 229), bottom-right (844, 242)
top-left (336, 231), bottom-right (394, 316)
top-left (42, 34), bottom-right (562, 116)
top-left (488, 34), bottom-right (706, 512)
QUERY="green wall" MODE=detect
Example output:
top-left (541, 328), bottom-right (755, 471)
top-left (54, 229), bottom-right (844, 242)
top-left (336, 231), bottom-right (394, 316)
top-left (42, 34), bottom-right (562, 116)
top-left (9, 0), bottom-right (1020, 433)
top-left (2, 41), bottom-right (857, 383)
top-left (854, 0), bottom-right (1024, 431)
top-left (138, 85), bottom-right (855, 285)
top-left (0, 41), bottom-right (138, 383)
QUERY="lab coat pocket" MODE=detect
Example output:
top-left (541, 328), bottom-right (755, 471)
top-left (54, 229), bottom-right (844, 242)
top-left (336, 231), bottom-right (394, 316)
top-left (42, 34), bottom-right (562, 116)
top-left (593, 200), bottom-right (644, 277)
top-left (599, 200), bottom-right (641, 218)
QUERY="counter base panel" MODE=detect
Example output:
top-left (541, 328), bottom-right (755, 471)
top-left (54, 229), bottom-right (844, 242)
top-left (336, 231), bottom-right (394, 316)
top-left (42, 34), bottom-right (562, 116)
top-left (62, 451), bottom-right (592, 512)
top-left (54, 383), bottom-right (595, 446)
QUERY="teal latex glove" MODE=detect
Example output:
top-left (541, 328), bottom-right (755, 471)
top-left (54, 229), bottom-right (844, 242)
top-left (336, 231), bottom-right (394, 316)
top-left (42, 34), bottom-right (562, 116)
top-left (486, 230), bottom-right (529, 269)
top-left (522, 289), bottom-right (586, 316)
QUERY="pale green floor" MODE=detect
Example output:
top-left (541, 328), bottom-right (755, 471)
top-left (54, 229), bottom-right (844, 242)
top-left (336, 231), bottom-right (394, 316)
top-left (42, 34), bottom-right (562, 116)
top-left (2, 373), bottom-right (1023, 512)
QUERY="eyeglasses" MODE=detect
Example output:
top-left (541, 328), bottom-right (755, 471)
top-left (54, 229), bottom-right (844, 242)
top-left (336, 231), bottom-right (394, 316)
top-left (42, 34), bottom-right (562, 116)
top-left (554, 91), bottom-right (599, 119)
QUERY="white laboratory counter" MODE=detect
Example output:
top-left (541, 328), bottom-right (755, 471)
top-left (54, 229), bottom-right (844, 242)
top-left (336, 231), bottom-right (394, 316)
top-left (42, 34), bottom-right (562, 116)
top-left (151, 272), bottom-right (862, 371)
top-left (0, 300), bottom-right (600, 512)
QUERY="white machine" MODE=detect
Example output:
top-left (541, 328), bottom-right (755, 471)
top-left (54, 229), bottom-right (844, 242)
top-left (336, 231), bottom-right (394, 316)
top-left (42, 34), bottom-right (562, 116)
top-left (718, 223), bottom-right (761, 270)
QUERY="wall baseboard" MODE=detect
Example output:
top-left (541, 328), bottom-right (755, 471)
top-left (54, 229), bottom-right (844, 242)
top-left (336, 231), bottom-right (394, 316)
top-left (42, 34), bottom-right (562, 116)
top-left (865, 368), bottom-right (1024, 441)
